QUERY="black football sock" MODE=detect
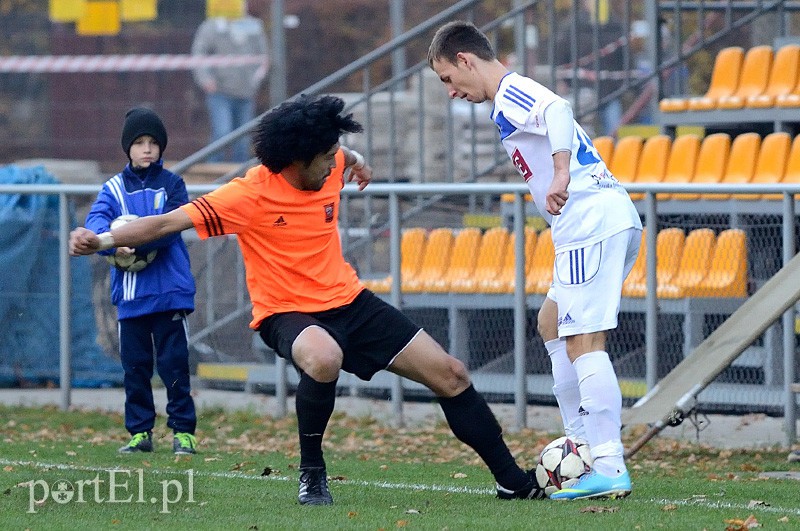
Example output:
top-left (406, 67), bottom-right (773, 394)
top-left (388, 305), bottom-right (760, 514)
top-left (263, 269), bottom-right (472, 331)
top-left (438, 384), bottom-right (529, 490)
top-left (296, 373), bottom-right (338, 469)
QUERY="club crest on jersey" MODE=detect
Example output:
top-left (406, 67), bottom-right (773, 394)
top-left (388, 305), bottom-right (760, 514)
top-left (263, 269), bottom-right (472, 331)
top-left (511, 147), bottom-right (533, 181)
top-left (324, 202), bottom-right (334, 223)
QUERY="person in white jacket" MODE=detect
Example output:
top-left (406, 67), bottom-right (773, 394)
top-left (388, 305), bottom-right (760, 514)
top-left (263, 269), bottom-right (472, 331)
top-left (429, 20), bottom-right (643, 501)
top-left (191, 3), bottom-right (269, 162)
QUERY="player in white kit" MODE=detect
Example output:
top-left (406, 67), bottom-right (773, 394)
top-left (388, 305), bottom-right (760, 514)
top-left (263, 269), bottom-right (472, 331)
top-left (429, 20), bottom-right (642, 500)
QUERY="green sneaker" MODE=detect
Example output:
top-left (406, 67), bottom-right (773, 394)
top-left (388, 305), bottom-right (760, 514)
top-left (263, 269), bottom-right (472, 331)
top-left (118, 432), bottom-right (153, 454)
top-left (173, 432), bottom-right (197, 455)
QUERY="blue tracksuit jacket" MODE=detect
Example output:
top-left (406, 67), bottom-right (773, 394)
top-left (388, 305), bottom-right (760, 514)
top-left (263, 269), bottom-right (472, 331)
top-left (85, 160), bottom-right (195, 319)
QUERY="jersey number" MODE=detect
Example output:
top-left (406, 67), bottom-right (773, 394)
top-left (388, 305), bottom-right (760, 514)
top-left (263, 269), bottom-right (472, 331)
top-left (576, 129), bottom-right (601, 165)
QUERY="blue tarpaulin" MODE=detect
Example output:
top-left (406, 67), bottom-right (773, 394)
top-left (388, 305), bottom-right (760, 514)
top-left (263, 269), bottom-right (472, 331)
top-left (0, 165), bottom-right (122, 387)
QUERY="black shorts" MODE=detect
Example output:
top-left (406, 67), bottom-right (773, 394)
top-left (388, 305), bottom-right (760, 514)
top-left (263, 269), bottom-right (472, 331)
top-left (257, 289), bottom-right (421, 381)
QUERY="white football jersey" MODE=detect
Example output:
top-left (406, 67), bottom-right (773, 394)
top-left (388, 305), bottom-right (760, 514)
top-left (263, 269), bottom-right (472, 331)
top-left (492, 72), bottom-right (642, 252)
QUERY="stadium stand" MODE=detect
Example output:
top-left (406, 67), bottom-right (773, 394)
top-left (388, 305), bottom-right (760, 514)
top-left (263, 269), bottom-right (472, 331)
top-left (362, 227), bottom-right (427, 293)
top-left (401, 227), bottom-right (453, 293)
top-left (622, 227), bottom-right (685, 298)
top-left (479, 228), bottom-right (537, 293)
top-left (425, 227), bottom-right (481, 292)
top-left (672, 132), bottom-right (731, 200)
top-left (627, 135), bottom-right (671, 201)
top-left (747, 44), bottom-right (800, 108)
top-left (656, 133), bottom-right (701, 200)
top-left (658, 228), bottom-right (716, 299)
top-left (450, 226), bottom-right (509, 293)
top-left (525, 228), bottom-right (555, 294)
top-left (693, 229), bottom-right (748, 298)
top-left (704, 132), bottom-right (762, 200)
top-left (761, 132), bottom-right (800, 200)
top-left (737, 131), bottom-right (792, 200)
top-left (593, 135), bottom-right (615, 166)
top-left (716, 45), bottom-right (773, 109)
top-left (685, 47), bottom-right (745, 111)
top-left (608, 135), bottom-right (643, 186)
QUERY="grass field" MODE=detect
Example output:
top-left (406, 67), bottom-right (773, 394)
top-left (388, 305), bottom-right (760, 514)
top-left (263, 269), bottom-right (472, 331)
top-left (0, 404), bottom-right (798, 530)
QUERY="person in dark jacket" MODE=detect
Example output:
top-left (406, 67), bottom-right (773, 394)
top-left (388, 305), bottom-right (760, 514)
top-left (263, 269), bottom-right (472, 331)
top-left (85, 107), bottom-right (198, 455)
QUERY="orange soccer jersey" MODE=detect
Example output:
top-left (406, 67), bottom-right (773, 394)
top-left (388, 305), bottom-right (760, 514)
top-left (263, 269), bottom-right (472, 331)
top-left (180, 149), bottom-right (363, 329)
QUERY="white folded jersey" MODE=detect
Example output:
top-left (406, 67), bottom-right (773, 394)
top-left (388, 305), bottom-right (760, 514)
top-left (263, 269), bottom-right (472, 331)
top-left (492, 72), bottom-right (642, 253)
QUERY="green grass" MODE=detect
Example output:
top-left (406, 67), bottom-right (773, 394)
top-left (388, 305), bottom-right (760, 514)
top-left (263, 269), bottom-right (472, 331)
top-left (0, 404), bottom-right (798, 530)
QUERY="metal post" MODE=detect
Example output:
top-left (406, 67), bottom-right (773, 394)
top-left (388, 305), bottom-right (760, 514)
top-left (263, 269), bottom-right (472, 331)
top-left (783, 194), bottom-right (797, 445)
top-left (389, 192), bottom-right (405, 427)
top-left (513, 193), bottom-right (527, 430)
top-left (390, 0), bottom-right (405, 79)
top-left (270, 0), bottom-right (287, 106)
top-left (59, 193), bottom-right (72, 410)
top-left (645, 192), bottom-right (658, 389)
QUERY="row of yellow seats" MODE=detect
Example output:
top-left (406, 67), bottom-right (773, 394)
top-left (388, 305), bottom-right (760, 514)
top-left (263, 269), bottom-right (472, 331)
top-left (363, 226), bottom-right (552, 295)
top-left (593, 131), bottom-right (800, 201)
top-left (363, 226), bottom-right (747, 298)
top-left (622, 227), bottom-right (747, 298)
top-left (660, 44), bottom-right (800, 112)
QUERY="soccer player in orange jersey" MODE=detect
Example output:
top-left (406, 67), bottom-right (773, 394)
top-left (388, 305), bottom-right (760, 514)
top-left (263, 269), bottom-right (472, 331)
top-left (70, 94), bottom-right (544, 505)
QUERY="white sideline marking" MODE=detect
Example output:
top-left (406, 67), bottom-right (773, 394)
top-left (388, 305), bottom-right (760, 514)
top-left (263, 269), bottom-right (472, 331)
top-left (3, 458), bottom-right (799, 515)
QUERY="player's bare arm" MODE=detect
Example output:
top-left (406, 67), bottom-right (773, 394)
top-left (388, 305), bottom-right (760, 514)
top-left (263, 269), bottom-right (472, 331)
top-left (546, 152), bottom-right (571, 215)
top-left (342, 146), bottom-right (373, 190)
top-left (69, 208), bottom-right (194, 256)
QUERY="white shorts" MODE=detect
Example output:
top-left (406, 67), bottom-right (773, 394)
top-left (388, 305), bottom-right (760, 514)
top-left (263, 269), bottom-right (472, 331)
top-left (546, 228), bottom-right (641, 337)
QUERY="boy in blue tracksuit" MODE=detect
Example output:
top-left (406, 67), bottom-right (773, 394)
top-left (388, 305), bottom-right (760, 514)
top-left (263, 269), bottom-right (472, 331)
top-left (85, 107), bottom-right (198, 455)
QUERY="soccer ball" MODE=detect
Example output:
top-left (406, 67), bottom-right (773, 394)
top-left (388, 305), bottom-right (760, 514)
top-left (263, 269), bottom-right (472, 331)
top-left (535, 436), bottom-right (593, 497)
top-left (104, 214), bottom-right (157, 272)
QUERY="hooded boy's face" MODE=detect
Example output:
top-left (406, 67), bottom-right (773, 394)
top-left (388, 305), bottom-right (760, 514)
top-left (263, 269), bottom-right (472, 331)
top-left (129, 135), bottom-right (161, 169)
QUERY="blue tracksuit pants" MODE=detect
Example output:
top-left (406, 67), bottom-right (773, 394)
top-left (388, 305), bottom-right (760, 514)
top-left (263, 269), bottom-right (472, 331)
top-left (119, 310), bottom-right (196, 435)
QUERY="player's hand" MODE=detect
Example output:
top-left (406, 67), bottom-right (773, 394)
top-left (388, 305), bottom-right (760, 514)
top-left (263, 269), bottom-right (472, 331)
top-left (348, 163), bottom-right (373, 191)
top-left (116, 247), bottom-right (135, 257)
top-left (69, 227), bottom-right (100, 256)
top-left (545, 181), bottom-right (569, 216)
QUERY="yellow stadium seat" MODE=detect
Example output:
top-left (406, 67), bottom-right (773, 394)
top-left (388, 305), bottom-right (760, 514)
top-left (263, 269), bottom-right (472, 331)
top-left (593, 136), bottom-right (615, 167)
top-left (526, 228), bottom-right (555, 294)
top-left (766, 134), bottom-right (800, 200)
top-left (702, 132), bottom-right (760, 200)
top-left (658, 134), bottom-right (701, 200)
top-left (609, 136), bottom-right (643, 185)
top-left (622, 229), bottom-right (647, 297)
top-left (717, 45), bottom-right (773, 109)
top-left (623, 228), bottom-right (685, 298)
top-left (737, 132), bottom-right (791, 200)
top-left (362, 227), bottom-right (427, 293)
top-left (425, 228), bottom-right (481, 292)
top-left (693, 229), bottom-right (748, 297)
top-left (658, 228), bottom-right (716, 298)
top-left (451, 227), bottom-right (509, 293)
top-left (673, 133), bottom-right (731, 200)
top-left (403, 228), bottom-right (453, 293)
top-left (629, 135), bottom-right (671, 201)
top-left (685, 47), bottom-right (745, 111)
top-left (480, 228), bottom-right (537, 293)
top-left (747, 44), bottom-right (800, 108)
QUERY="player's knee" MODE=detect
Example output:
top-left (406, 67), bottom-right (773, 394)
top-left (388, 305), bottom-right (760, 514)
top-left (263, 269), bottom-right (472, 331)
top-left (293, 333), bottom-right (342, 382)
top-left (434, 356), bottom-right (471, 397)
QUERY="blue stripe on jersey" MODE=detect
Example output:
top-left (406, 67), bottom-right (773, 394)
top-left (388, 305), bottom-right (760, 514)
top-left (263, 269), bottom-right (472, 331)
top-left (494, 111), bottom-right (517, 141)
top-left (503, 85), bottom-right (535, 111)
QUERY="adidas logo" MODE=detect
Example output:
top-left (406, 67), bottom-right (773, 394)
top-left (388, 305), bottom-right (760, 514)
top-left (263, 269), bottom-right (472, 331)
top-left (578, 406), bottom-right (588, 417)
top-left (558, 313), bottom-right (575, 327)
top-left (273, 215), bottom-right (287, 227)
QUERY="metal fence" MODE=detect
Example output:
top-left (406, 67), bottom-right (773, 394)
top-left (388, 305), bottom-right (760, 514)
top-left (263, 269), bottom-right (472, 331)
top-left (1, 181), bottom-right (798, 444)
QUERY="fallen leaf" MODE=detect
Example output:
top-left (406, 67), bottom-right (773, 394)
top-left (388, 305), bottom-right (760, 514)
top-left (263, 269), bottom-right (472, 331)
top-left (66, 451), bottom-right (76, 456)
top-left (348, 511), bottom-right (358, 518)
top-left (662, 504), bottom-right (678, 511)
top-left (452, 473), bottom-right (467, 479)
top-left (396, 521), bottom-right (408, 528)
top-left (405, 509), bottom-right (420, 514)
top-left (778, 516), bottom-right (789, 523)
top-left (3, 466), bottom-right (13, 472)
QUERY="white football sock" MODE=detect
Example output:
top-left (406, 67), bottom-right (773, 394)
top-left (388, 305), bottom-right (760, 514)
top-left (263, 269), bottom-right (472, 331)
top-left (573, 350), bottom-right (626, 477)
top-left (546, 338), bottom-right (585, 440)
